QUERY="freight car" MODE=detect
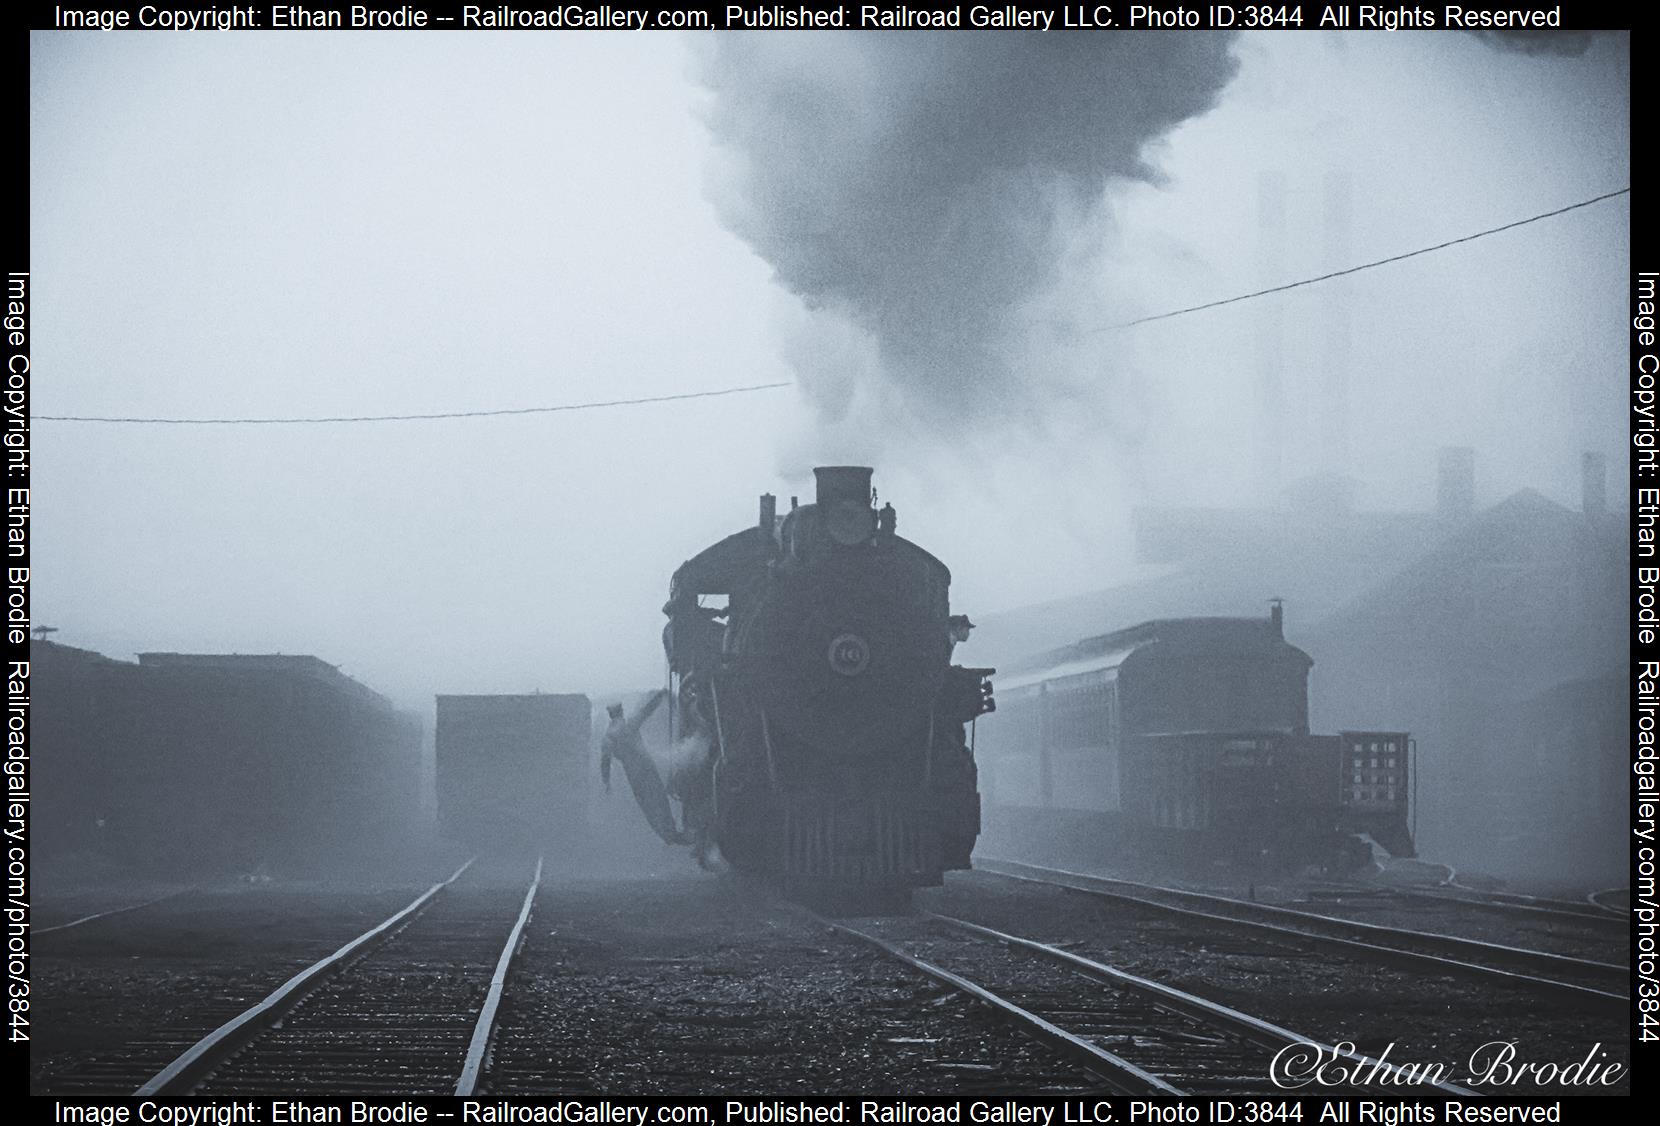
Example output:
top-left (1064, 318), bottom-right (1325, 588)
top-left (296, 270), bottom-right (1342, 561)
top-left (33, 643), bottom-right (421, 875)
top-left (434, 693), bottom-right (592, 852)
top-left (973, 603), bottom-right (1414, 869)
top-left (656, 466), bottom-right (993, 905)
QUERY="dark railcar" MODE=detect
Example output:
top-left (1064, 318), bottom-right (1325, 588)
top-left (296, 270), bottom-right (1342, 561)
top-left (661, 466), bottom-right (990, 901)
top-left (435, 693), bottom-right (592, 852)
top-left (33, 642), bottom-right (422, 874)
top-left (975, 606), bottom-right (1413, 866)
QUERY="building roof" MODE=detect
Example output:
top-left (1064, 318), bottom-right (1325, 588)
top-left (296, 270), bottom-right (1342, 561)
top-left (1306, 488), bottom-right (1625, 689)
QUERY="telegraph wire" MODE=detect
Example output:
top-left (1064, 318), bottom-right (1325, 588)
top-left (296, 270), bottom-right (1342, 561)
top-left (36, 381), bottom-right (794, 425)
top-left (1101, 186), bottom-right (1629, 331)
top-left (33, 187), bottom-right (1629, 425)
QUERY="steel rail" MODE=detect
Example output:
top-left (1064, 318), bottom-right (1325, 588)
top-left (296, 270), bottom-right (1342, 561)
top-left (1366, 884), bottom-right (1628, 928)
top-left (820, 914), bottom-right (1184, 1095)
top-left (1588, 888), bottom-right (1630, 917)
top-left (926, 911), bottom-right (1475, 1096)
top-left (37, 889), bottom-right (192, 935)
top-left (974, 858), bottom-right (1628, 1011)
top-left (134, 858), bottom-right (477, 1096)
top-left (1437, 868), bottom-right (1623, 919)
top-left (454, 857), bottom-right (544, 1096)
top-left (1434, 867), bottom-right (1623, 921)
top-left (981, 857), bottom-right (1625, 977)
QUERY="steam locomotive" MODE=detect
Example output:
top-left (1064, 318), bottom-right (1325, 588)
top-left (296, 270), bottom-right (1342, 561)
top-left (661, 466), bottom-right (992, 902)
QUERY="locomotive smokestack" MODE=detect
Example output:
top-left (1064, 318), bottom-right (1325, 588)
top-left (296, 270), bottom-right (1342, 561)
top-left (759, 493), bottom-right (776, 532)
top-left (814, 466), bottom-right (874, 510)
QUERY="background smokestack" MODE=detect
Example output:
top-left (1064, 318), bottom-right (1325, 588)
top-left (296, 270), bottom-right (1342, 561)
top-left (1320, 169), bottom-right (1352, 477)
top-left (1437, 447), bottom-right (1475, 518)
top-left (1581, 452), bottom-right (1606, 516)
top-left (759, 493), bottom-right (776, 532)
top-left (1256, 171), bottom-right (1286, 501)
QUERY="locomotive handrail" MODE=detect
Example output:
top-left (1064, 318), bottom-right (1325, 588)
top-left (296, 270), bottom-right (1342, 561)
top-left (759, 709), bottom-right (780, 790)
top-left (709, 676), bottom-right (727, 824)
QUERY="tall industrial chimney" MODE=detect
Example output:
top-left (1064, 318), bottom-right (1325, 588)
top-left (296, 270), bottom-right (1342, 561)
top-left (1255, 171), bottom-right (1286, 502)
top-left (1582, 452), bottom-right (1607, 517)
top-left (1320, 170), bottom-right (1352, 477)
top-left (1437, 447), bottom-right (1475, 519)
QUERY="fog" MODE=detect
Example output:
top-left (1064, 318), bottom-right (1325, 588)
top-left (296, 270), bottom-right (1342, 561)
top-left (31, 31), bottom-right (1629, 882)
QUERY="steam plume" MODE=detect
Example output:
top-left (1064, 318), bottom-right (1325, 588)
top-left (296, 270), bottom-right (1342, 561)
top-left (697, 33), bottom-right (1240, 429)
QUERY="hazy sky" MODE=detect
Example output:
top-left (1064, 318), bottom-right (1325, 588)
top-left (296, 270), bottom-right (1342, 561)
top-left (30, 30), bottom-right (1630, 709)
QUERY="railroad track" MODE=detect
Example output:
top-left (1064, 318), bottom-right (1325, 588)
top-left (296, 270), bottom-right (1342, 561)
top-left (975, 858), bottom-right (1628, 1011)
top-left (1379, 862), bottom-right (1628, 921)
top-left (1310, 881), bottom-right (1629, 931)
top-left (36, 889), bottom-right (195, 935)
top-left (1588, 887), bottom-right (1631, 916)
top-left (1384, 862), bottom-right (1628, 922)
top-left (136, 857), bottom-right (542, 1096)
top-left (817, 909), bottom-right (1472, 1096)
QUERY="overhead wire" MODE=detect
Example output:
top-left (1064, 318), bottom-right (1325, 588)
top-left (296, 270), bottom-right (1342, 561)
top-left (36, 381), bottom-right (793, 425)
top-left (1103, 187), bottom-right (1629, 331)
top-left (32, 187), bottom-right (1628, 425)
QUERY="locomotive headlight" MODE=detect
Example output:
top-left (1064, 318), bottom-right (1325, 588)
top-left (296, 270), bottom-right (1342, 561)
top-left (827, 632), bottom-right (871, 676)
top-left (824, 500), bottom-right (877, 546)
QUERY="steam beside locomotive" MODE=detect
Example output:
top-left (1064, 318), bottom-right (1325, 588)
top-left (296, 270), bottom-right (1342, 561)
top-left (659, 466), bottom-right (994, 899)
top-left (974, 604), bottom-right (1416, 867)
